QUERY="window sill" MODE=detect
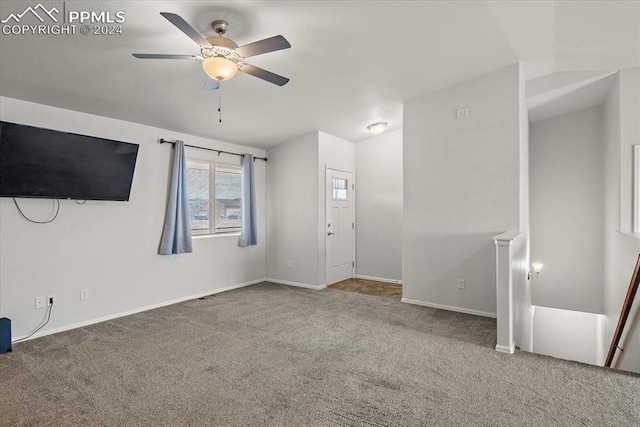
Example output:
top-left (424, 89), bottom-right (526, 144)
top-left (618, 230), bottom-right (640, 240)
top-left (193, 232), bottom-right (240, 240)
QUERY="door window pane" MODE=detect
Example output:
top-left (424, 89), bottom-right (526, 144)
top-left (333, 178), bottom-right (348, 200)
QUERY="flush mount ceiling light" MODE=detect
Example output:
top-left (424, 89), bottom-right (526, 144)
top-left (367, 122), bottom-right (388, 135)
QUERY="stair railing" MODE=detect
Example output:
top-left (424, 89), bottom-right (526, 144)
top-left (605, 254), bottom-right (640, 368)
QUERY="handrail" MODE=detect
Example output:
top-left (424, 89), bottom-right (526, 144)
top-left (605, 254), bottom-right (640, 367)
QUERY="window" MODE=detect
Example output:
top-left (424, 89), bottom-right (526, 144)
top-left (634, 145), bottom-right (640, 233)
top-left (332, 177), bottom-right (348, 200)
top-left (186, 160), bottom-right (242, 235)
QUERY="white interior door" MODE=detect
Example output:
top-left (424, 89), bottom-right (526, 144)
top-left (326, 169), bottom-right (354, 285)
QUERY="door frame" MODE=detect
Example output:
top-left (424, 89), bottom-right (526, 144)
top-left (324, 166), bottom-right (356, 286)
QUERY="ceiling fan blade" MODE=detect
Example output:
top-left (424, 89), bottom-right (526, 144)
top-left (240, 63), bottom-right (289, 86)
top-left (132, 53), bottom-right (202, 60)
top-left (159, 12), bottom-right (211, 48)
top-left (204, 77), bottom-right (220, 90)
top-left (235, 35), bottom-right (291, 58)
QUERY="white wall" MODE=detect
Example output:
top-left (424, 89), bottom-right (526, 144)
top-left (403, 63), bottom-right (522, 317)
top-left (265, 133), bottom-right (320, 287)
top-left (355, 129), bottom-right (403, 282)
top-left (530, 106), bottom-right (605, 313)
top-left (318, 132), bottom-right (356, 177)
top-left (514, 64), bottom-right (532, 351)
top-left (603, 68), bottom-right (640, 373)
top-left (617, 70), bottom-right (640, 233)
top-left (0, 97), bottom-right (266, 340)
top-left (532, 306), bottom-right (607, 366)
top-left (511, 233), bottom-right (532, 351)
top-left (266, 131), bottom-right (354, 288)
top-left (318, 132), bottom-right (356, 286)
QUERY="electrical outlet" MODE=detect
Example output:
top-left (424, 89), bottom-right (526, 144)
top-left (457, 279), bottom-right (465, 290)
top-left (456, 108), bottom-right (470, 119)
top-left (80, 289), bottom-right (89, 301)
top-left (287, 260), bottom-right (293, 268)
top-left (47, 295), bottom-right (56, 306)
top-left (35, 296), bottom-right (46, 309)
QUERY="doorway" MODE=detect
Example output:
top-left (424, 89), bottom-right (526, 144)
top-left (325, 168), bottom-right (354, 285)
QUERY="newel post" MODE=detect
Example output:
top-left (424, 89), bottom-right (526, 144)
top-left (493, 232), bottom-right (518, 354)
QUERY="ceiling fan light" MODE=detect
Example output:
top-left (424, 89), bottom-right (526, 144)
top-left (202, 56), bottom-right (238, 81)
top-left (367, 122), bottom-right (387, 135)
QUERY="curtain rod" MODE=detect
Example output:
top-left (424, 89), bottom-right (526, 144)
top-left (159, 139), bottom-right (267, 162)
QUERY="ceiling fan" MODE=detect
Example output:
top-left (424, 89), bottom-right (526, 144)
top-left (132, 12), bottom-right (291, 89)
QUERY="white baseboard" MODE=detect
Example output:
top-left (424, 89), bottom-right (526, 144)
top-left (14, 279), bottom-right (264, 342)
top-left (495, 342), bottom-right (516, 354)
top-left (265, 278), bottom-right (327, 290)
top-left (401, 298), bottom-right (497, 319)
top-left (355, 275), bottom-right (402, 285)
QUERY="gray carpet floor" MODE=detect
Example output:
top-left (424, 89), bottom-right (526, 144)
top-left (1, 282), bottom-right (638, 426)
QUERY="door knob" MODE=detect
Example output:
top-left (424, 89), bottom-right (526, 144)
top-left (327, 232), bottom-right (335, 236)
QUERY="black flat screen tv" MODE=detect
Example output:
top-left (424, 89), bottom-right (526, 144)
top-left (0, 121), bottom-right (139, 201)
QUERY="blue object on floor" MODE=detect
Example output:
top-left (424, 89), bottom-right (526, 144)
top-left (0, 318), bottom-right (11, 354)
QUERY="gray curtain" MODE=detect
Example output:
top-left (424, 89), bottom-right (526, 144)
top-left (159, 141), bottom-right (193, 255)
top-left (239, 153), bottom-right (257, 247)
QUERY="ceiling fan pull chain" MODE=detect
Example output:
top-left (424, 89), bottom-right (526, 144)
top-left (218, 81), bottom-right (223, 123)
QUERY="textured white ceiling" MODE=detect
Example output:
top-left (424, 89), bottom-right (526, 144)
top-left (0, 1), bottom-right (638, 148)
